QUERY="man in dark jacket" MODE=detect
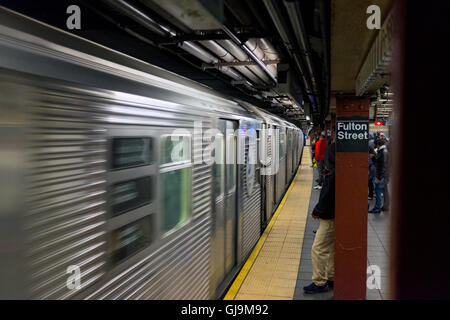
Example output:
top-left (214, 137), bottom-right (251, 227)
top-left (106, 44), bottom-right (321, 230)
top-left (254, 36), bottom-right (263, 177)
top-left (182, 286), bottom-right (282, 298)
top-left (304, 133), bottom-right (336, 294)
top-left (369, 138), bottom-right (389, 213)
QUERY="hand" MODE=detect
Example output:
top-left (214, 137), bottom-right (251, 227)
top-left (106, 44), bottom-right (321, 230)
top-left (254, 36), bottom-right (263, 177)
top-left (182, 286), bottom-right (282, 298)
top-left (311, 212), bottom-right (319, 220)
top-left (375, 178), bottom-right (381, 184)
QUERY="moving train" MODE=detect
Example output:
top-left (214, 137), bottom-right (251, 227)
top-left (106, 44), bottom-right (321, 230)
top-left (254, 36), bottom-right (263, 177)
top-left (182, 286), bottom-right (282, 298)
top-left (0, 7), bottom-right (304, 299)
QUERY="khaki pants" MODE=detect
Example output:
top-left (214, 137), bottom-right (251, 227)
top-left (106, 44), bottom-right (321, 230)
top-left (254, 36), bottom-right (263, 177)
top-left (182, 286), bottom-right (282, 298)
top-left (311, 219), bottom-right (335, 286)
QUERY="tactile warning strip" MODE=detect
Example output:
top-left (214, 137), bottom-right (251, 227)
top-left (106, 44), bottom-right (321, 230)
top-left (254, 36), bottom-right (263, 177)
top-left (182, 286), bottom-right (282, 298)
top-left (224, 148), bottom-right (313, 300)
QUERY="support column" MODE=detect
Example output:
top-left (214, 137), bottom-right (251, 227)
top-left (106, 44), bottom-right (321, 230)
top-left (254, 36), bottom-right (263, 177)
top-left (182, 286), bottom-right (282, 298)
top-left (334, 96), bottom-right (369, 300)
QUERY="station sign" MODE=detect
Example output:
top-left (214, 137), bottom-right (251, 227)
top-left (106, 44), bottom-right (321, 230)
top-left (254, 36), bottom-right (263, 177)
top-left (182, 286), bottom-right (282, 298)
top-left (336, 116), bottom-right (369, 152)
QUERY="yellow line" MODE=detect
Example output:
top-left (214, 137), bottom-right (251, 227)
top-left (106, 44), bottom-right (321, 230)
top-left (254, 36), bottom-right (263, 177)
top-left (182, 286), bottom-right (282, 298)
top-left (223, 158), bottom-right (304, 300)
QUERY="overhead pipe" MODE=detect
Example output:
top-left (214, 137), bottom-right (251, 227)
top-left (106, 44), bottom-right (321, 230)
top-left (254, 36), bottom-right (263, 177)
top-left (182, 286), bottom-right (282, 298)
top-left (198, 40), bottom-right (266, 86)
top-left (262, 0), bottom-right (319, 112)
top-left (102, 0), bottom-right (173, 37)
top-left (216, 39), bottom-right (272, 85)
top-left (178, 42), bottom-right (255, 89)
top-left (284, 0), bottom-right (319, 93)
top-left (221, 25), bottom-right (278, 85)
top-left (245, 38), bottom-right (278, 78)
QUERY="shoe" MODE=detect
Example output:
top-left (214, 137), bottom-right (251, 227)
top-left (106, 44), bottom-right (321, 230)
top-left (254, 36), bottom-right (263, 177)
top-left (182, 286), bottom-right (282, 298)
top-left (313, 230), bottom-right (317, 234)
top-left (368, 208), bottom-right (381, 214)
top-left (381, 207), bottom-right (389, 211)
top-left (327, 280), bottom-right (334, 289)
top-left (303, 282), bottom-right (329, 294)
top-left (368, 196), bottom-right (373, 200)
top-left (313, 185), bottom-right (322, 190)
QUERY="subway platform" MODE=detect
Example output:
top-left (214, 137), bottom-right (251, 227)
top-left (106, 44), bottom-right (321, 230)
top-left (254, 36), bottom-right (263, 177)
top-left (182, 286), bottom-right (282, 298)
top-left (224, 148), bottom-right (390, 300)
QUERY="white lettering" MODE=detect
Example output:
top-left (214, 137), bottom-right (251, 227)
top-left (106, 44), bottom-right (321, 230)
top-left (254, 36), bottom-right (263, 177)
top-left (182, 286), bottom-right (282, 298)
top-left (367, 5), bottom-right (381, 30)
top-left (367, 265), bottom-right (382, 289)
top-left (66, 5), bottom-right (81, 30)
top-left (66, 265), bottom-right (81, 290)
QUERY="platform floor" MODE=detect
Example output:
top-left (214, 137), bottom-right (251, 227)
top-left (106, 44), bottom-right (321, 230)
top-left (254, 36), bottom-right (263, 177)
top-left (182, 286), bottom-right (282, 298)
top-left (224, 147), bottom-right (391, 300)
top-left (224, 148), bottom-right (313, 300)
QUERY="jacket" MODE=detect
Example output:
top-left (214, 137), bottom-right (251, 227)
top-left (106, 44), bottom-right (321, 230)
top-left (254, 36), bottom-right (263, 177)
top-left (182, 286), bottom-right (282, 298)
top-left (313, 143), bottom-right (335, 220)
top-left (369, 157), bottom-right (376, 179)
top-left (375, 145), bottom-right (389, 180)
top-left (315, 138), bottom-right (326, 161)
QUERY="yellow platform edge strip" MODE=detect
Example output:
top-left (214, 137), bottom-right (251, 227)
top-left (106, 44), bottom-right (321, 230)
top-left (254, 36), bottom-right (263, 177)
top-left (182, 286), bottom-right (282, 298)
top-left (223, 153), bottom-right (306, 300)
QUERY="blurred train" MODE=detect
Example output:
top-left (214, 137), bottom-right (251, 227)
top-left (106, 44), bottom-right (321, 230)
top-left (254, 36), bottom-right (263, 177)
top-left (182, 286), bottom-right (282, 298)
top-left (0, 7), bottom-right (304, 299)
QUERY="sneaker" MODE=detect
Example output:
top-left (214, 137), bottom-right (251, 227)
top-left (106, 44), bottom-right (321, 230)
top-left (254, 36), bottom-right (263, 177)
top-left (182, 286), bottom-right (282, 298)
top-left (368, 196), bottom-right (373, 200)
top-left (313, 185), bottom-right (322, 190)
top-left (303, 282), bottom-right (329, 294)
top-left (381, 207), bottom-right (389, 212)
top-left (368, 208), bottom-right (381, 214)
top-left (327, 280), bottom-right (334, 289)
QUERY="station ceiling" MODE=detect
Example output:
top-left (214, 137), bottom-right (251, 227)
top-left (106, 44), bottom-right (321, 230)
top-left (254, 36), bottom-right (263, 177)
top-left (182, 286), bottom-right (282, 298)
top-left (1, 0), bottom-right (395, 127)
top-left (330, 0), bottom-right (393, 94)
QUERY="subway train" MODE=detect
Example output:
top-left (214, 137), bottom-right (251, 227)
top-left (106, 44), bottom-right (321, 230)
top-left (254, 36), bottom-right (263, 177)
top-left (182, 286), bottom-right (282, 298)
top-left (0, 7), bottom-right (304, 299)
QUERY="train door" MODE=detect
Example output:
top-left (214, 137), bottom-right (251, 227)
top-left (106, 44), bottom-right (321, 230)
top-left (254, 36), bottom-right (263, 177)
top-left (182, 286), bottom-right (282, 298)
top-left (272, 125), bottom-right (278, 206)
top-left (211, 119), bottom-right (238, 292)
top-left (224, 120), bottom-right (237, 274)
top-left (211, 125), bottom-right (225, 293)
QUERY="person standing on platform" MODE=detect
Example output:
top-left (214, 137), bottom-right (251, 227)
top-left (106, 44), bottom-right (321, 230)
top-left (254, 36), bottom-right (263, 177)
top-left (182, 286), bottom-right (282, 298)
top-left (368, 145), bottom-right (376, 200)
top-left (313, 132), bottom-right (327, 190)
top-left (369, 138), bottom-right (389, 214)
top-left (304, 132), bottom-right (336, 294)
top-left (310, 133), bottom-right (317, 167)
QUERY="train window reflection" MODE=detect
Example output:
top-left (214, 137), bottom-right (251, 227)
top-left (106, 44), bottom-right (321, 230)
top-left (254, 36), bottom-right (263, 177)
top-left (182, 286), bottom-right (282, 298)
top-left (161, 167), bottom-right (191, 232)
top-left (111, 176), bottom-right (152, 216)
top-left (112, 137), bottom-right (153, 169)
top-left (226, 135), bottom-right (236, 192)
top-left (279, 131), bottom-right (285, 158)
top-left (160, 135), bottom-right (191, 164)
top-left (215, 135), bottom-right (225, 197)
top-left (110, 216), bottom-right (153, 265)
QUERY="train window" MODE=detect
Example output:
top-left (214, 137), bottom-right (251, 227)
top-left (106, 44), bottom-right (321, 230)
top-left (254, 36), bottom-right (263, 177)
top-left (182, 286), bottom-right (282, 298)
top-left (160, 135), bottom-right (191, 165)
top-left (161, 167), bottom-right (191, 232)
top-left (110, 215), bottom-right (153, 265)
top-left (111, 176), bottom-right (152, 217)
top-left (112, 137), bottom-right (153, 169)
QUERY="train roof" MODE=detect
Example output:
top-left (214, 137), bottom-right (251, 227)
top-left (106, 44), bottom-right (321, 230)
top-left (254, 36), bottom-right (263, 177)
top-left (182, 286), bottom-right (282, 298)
top-left (0, 6), bottom-right (266, 122)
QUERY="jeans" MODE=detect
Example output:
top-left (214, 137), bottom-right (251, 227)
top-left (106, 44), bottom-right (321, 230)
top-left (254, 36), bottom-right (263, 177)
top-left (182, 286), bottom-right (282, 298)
top-left (383, 180), bottom-right (389, 209)
top-left (316, 160), bottom-right (324, 186)
top-left (374, 178), bottom-right (385, 211)
top-left (368, 177), bottom-right (375, 198)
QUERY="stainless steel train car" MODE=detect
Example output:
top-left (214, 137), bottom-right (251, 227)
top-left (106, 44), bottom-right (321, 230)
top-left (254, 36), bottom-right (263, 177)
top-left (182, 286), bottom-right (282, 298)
top-left (0, 7), bottom-right (304, 299)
